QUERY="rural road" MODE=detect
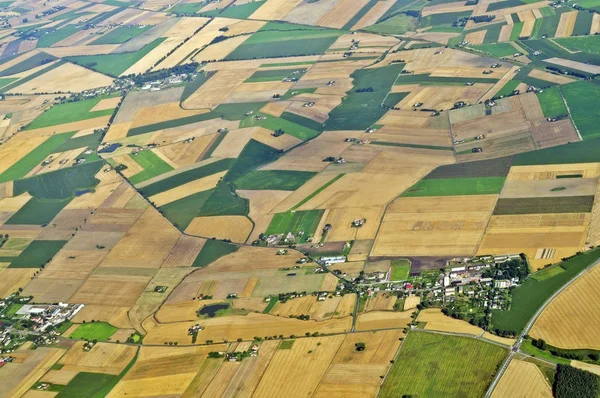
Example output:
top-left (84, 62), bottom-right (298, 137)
top-left (485, 256), bottom-right (600, 397)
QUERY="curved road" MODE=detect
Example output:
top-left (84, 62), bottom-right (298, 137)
top-left (485, 256), bottom-right (600, 397)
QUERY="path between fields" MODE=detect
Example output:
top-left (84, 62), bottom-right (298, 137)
top-left (485, 256), bottom-right (600, 397)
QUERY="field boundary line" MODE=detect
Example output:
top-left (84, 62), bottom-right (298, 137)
top-left (375, 328), bottom-right (409, 397)
top-left (558, 85), bottom-right (582, 141)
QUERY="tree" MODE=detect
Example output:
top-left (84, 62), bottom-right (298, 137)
top-left (355, 342), bottom-right (366, 351)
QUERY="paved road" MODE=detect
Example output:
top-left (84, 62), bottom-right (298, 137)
top-left (485, 256), bottom-right (600, 397)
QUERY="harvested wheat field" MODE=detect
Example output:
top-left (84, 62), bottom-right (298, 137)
top-left (531, 264), bottom-right (600, 349)
top-left (148, 171), bottom-right (226, 206)
top-left (507, 163), bottom-right (600, 180)
top-left (185, 216), bottom-right (252, 243)
top-left (555, 11), bottom-right (577, 38)
top-left (355, 310), bottom-right (413, 331)
top-left (8, 63), bottom-right (114, 94)
top-left (99, 208), bottom-right (180, 268)
top-left (491, 359), bottom-right (552, 398)
top-left (365, 292), bottom-right (397, 312)
top-left (404, 295), bottom-right (421, 311)
top-left (313, 329), bottom-right (403, 397)
top-left (108, 345), bottom-right (227, 398)
top-left (70, 304), bottom-right (133, 329)
top-left (143, 312), bottom-right (351, 344)
top-left (373, 195), bottom-right (497, 257)
top-left (162, 235), bottom-right (206, 267)
top-left (320, 207), bottom-right (384, 242)
top-left (0, 347), bottom-right (64, 398)
top-left (417, 308), bottom-right (485, 336)
top-left (253, 335), bottom-right (345, 397)
top-left (59, 342), bottom-right (137, 375)
top-left (183, 68), bottom-right (254, 109)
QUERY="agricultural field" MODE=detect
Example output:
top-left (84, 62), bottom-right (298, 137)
top-left (0, 0), bottom-right (599, 395)
top-left (380, 332), bottom-right (507, 397)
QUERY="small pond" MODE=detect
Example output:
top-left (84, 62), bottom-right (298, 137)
top-left (198, 303), bottom-right (229, 318)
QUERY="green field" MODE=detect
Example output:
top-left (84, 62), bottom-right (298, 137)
top-left (562, 81), bottom-right (600, 140)
top-left (66, 38), bottom-right (165, 77)
top-left (128, 151), bottom-right (174, 185)
top-left (245, 68), bottom-right (307, 83)
top-left (26, 97), bottom-right (116, 130)
top-left (242, 112), bottom-right (320, 141)
top-left (234, 170), bottom-right (315, 191)
top-left (222, 139), bottom-right (280, 183)
top-left (265, 210), bottom-right (324, 243)
top-left (139, 158), bottom-right (231, 197)
top-left (419, 11), bottom-right (472, 29)
top-left (390, 259), bottom-right (411, 281)
top-left (8, 240), bottom-right (67, 268)
top-left (192, 239), bottom-right (239, 267)
top-left (402, 177), bottom-right (506, 197)
top-left (514, 136), bottom-right (600, 165)
top-left (0, 131), bottom-right (75, 183)
top-left (199, 0), bottom-right (266, 18)
top-left (537, 86), bottom-right (568, 118)
top-left (68, 322), bottom-right (118, 341)
top-left (6, 161), bottom-right (103, 225)
top-left (290, 173), bottom-right (345, 211)
top-left (326, 63), bottom-right (404, 130)
top-left (36, 25), bottom-right (79, 48)
top-left (0, 77), bottom-right (17, 88)
top-left (494, 80), bottom-right (521, 98)
top-left (0, 52), bottom-right (56, 77)
top-left (364, 14), bottom-right (418, 35)
top-left (159, 190), bottom-right (213, 230)
top-left (225, 28), bottom-right (343, 60)
top-left (492, 249), bottom-right (600, 333)
top-left (554, 35), bottom-right (600, 55)
top-left (5, 198), bottom-right (71, 225)
top-left (572, 11), bottom-right (594, 36)
top-left (91, 25), bottom-right (152, 45)
top-left (380, 332), bottom-right (507, 397)
top-left (493, 196), bottom-right (594, 215)
top-left (170, 2), bottom-right (204, 13)
top-left (471, 42), bottom-right (519, 57)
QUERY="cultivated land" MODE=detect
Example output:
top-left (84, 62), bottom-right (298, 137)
top-left (0, 0), bottom-right (599, 395)
top-left (380, 332), bottom-right (507, 397)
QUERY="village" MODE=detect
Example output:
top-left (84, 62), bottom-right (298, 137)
top-left (0, 293), bottom-right (84, 356)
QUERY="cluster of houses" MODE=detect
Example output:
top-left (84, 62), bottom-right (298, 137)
top-left (0, 296), bottom-right (84, 353)
top-left (140, 73), bottom-right (188, 91)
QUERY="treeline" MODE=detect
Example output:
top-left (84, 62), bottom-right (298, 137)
top-left (554, 364), bottom-right (599, 398)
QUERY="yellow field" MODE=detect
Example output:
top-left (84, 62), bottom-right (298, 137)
top-left (211, 127), bottom-right (257, 158)
top-left (143, 312), bottom-right (352, 344)
top-left (0, 268), bottom-right (37, 298)
top-left (508, 163), bottom-right (600, 180)
top-left (8, 62), bottom-right (113, 94)
top-left (355, 310), bottom-right (413, 331)
top-left (404, 295), bottom-right (421, 311)
top-left (1, 347), bottom-right (64, 398)
top-left (592, 13), bottom-right (600, 35)
top-left (70, 304), bottom-right (133, 329)
top-left (373, 195), bottom-right (497, 257)
top-left (317, 0), bottom-right (368, 29)
top-left (183, 68), bottom-right (254, 109)
top-left (555, 11), bottom-right (577, 38)
top-left (417, 308), bottom-right (485, 336)
top-left (365, 292), bottom-right (397, 312)
top-left (321, 207), bottom-right (384, 242)
top-left (528, 68), bottom-right (575, 85)
top-left (59, 342), bottom-right (137, 374)
top-left (253, 335), bottom-right (344, 397)
top-left (250, 0), bottom-right (303, 20)
top-left (479, 212), bottom-right (588, 270)
top-left (184, 215), bottom-right (253, 243)
top-left (148, 170), bottom-right (226, 206)
top-left (99, 208), bottom-right (181, 268)
top-left (531, 264), bottom-right (600, 349)
top-left (491, 359), bottom-right (552, 398)
top-left (108, 345), bottom-right (226, 397)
